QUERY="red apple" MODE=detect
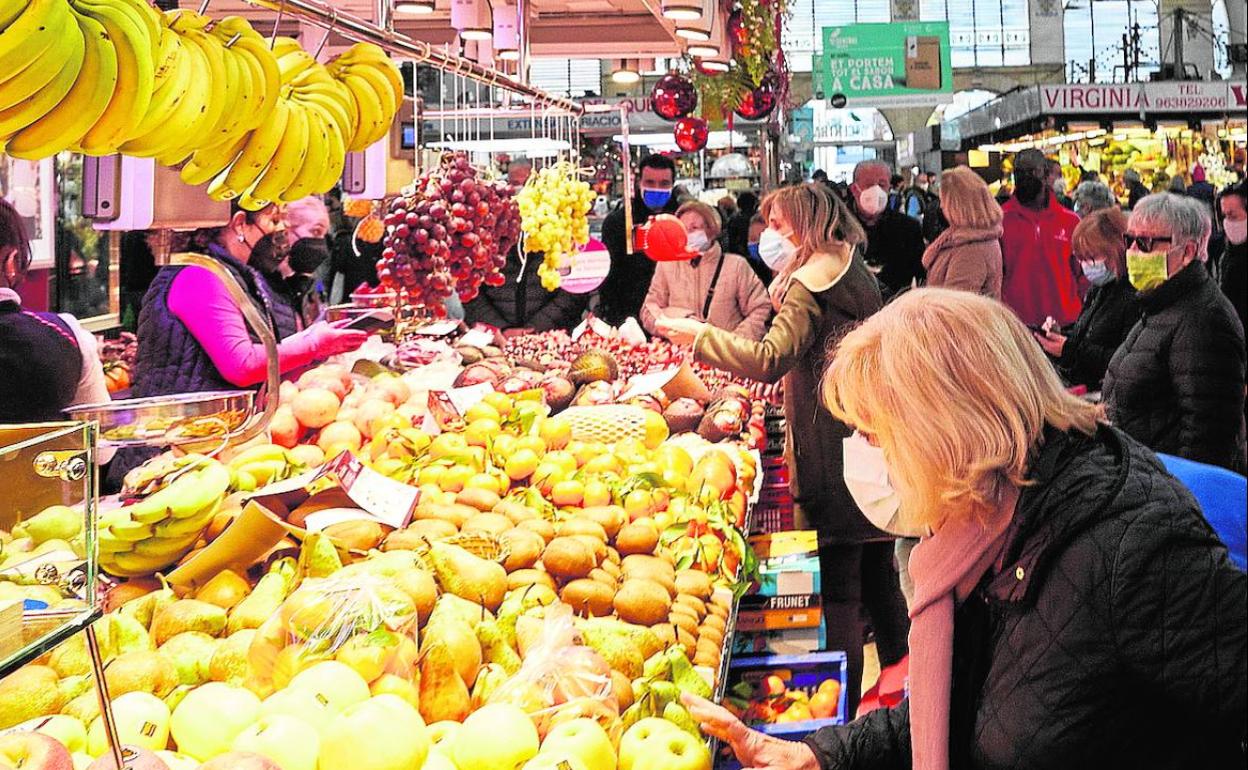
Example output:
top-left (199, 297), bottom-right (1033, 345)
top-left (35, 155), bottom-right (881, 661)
top-left (196, 752), bottom-right (282, 770)
top-left (87, 745), bottom-right (170, 770)
top-left (0, 731), bottom-right (75, 770)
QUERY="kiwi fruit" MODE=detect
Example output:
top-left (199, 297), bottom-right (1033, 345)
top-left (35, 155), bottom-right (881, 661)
top-left (403, 519), bottom-right (459, 541)
top-left (652, 624), bottom-right (677, 647)
top-left (604, 547), bottom-right (621, 565)
top-left (676, 626), bottom-right (698, 649)
top-left (462, 513), bottom-right (513, 537)
top-left (580, 506), bottom-right (626, 540)
top-left (493, 499), bottom-right (539, 524)
top-left (613, 578), bottom-right (672, 626)
top-left (588, 568), bottom-right (618, 589)
top-left (700, 613), bottom-right (726, 634)
top-left (674, 569), bottom-right (713, 600)
top-left (507, 568), bottom-right (556, 592)
top-left (668, 610), bottom-right (699, 638)
top-left (599, 559), bottom-right (622, 580)
top-left (611, 669), bottom-right (635, 710)
top-left (517, 517), bottom-right (557, 543)
top-left (621, 554), bottom-right (675, 578)
top-left (456, 487), bottom-right (501, 512)
top-left (560, 579), bottom-right (615, 617)
top-left (541, 537), bottom-right (597, 579)
top-left (706, 603), bottom-right (729, 620)
top-left (571, 534), bottom-right (608, 566)
top-left (501, 528), bottom-right (546, 572)
top-left (693, 647), bottom-right (720, 667)
top-left (698, 624), bottom-right (725, 647)
top-left (673, 594), bottom-right (708, 620)
top-left (710, 591), bottom-right (733, 610)
top-left (615, 522), bottom-right (659, 556)
top-left (557, 518), bottom-right (609, 543)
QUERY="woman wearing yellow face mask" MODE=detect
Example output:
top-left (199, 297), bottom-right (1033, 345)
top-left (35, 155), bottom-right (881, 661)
top-left (1102, 193), bottom-right (1246, 473)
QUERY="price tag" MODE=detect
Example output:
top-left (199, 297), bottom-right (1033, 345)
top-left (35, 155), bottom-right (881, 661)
top-left (618, 366), bottom-right (682, 402)
top-left (446, 382), bottom-right (494, 415)
top-left (458, 328), bottom-right (495, 348)
top-left (561, 239), bottom-right (610, 294)
top-left (411, 320), bottom-right (460, 337)
top-left (317, 452), bottom-right (418, 529)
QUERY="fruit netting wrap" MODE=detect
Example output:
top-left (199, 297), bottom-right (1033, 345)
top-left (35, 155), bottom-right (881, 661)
top-left (249, 573), bottom-right (420, 691)
top-left (559, 405), bottom-right (653, 444)
top-left (487, 604), bottom-right (618, 734)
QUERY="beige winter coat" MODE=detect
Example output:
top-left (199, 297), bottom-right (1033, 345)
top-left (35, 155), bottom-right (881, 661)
top-left (642, 245), bottom-right (772, 341)
top-left (922, 225), bottom-right (1004, 299)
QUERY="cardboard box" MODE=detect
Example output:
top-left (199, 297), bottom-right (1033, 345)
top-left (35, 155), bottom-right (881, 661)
top-left (732, 625), bottom-right (826, 656)
top-left (905, 35), bottom-right (942, 90)
top-left (737, 593), bottom-right (822, 632)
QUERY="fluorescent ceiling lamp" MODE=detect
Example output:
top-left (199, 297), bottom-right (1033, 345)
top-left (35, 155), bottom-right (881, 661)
top-left (395, 0), bottom-right (435, 13)
top-left (661, 0), bottom-right (702, 22)
top-left (612, 130), bottom-right (750, 151)
top-left (687, 41), bottom-right (718, 57)
top-left (428, 137), bottom-right (572, 156)
top-left (676, 0), bottom-right (714, 41)
top-left (675, 26), bottom-right (710, 41)
top-left (696, 57), bottom-right (729, 72)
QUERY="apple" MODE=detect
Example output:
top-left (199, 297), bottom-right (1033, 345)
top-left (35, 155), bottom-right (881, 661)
top-left (425, 720), bottom-right (463, 750)
top-left (762, 674), bottom-right (787, 697)
top-left (259, 687), bottom-right (336, 734)
top-left (154, 751), bottom-right (198, 770)
top-left (537, 718), bottom-right (615, 770)
top-left (85, 746), bottom-right (170, 770)
top-left (318, 695), bottom-right (429, 770)
top-left (230, 714), bottom-right (319, 770)
top-left (524, 754), bottom-right (590, 770)
top-left (196, 752), bottom-right (281, 770)
top-left (292, 388), bottom-right (340, 429)
top-left (278, 380), bottom-right (300, 405)
top-left (285, 661), bottom-right (370, 717)
top-left (14, 715), bottom-right (87, 754)
top-left (422, 748), bottom-right (458, 770)
top-left (72, 752), bottom-right (91, 770)
top-left (0, 731), bottom-right (74, 770)
top-left (448, 703), bottom-right (539, 770)
top-left (618, 718), bottom-right (710, 770)
top-left (370, 673), bottom-right (420, 709)
top-left (87, 693), bottom-right (170, 757)
top-left (168, 682), bottom-right (260, 761)
top-left (269, 406), bottom-right (301, 448)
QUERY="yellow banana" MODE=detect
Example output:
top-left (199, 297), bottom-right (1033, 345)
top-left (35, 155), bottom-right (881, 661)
top-left (248, 101), bottom-right (309, 207)
top-left (0, 0), bottom-right (71, 86)
top-left (333, 43), bottom-right (403, 105)
top-left (211, 16), bottom-right (280, 131)
top-left (159, 12), bottom-right (226, 164)
top-left (0, 31), bottom-right (85, 141)
top-left (131, 18), bottom-right (209, 159)
top-left (5, 8), bottom-right (118, 160)
top-left (180, 132), bottom-right (249, 187)
top-left (0, 14), bottom-right (83, 112)
top-left (292, 80), bottom-right (356, 141)
top-left (0, 1), bottom-right (26, 29)
top-left (218, 98), bottom-right (291, 199)
top-left (341, 67), bottom-right (394, 150)
top-left (73, 0), bottom-right (157, 153)
top-left (121, 0), bottom-right (161, 60)
top-left (119, 26), bottom-right (191, 152)
top-left (280, 106), bottom-right (331, 203)
top-left (209, 42), bottom-right (250, 144)
top-left (314, 107), bottom-right (347, 194)
top-left (225, 442), bottom-right (290, 470)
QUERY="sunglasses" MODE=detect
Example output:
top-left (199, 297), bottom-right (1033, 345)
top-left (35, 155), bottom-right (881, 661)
top-left (1122, 233), bottom-right (1173, 251)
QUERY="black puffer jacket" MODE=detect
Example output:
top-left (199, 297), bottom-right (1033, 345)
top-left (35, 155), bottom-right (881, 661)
top-left (1054, 276), bottom-right (1138, 390)
top-left (461, 248), bottom-right (588, 333)
top-left (1102, 260), bottom-right (1246, 472)
top-left (803, 425), bottom-right (1247, 770)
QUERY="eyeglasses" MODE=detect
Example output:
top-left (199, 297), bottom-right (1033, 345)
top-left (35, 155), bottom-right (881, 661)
top-left (1122, 233), bottom-right (1173, 251)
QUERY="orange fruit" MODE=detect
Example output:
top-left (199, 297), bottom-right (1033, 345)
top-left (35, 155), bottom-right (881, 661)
top-left (582, 479), bottom-right (612, 508)
top-left (505, 448), bottom-right (541, 480)
top-left (464, 418), bottom-right (502, 447)
top-left (550, 479), bottom-right (585, 507)
top-left (538, 417), bottom-right (572, 450)
top-left (430, 432), bottom-right (468, 459)
top-left (516, 435), bottom-right (548, 456)
top-left (438, 464), bottom-right (475, 493)
top-left (641, 410), bottom-right (670, 449)
top-left (464, 401), bottom-right (501, 424)
top-left (544, 450), bottom-right (578, 475)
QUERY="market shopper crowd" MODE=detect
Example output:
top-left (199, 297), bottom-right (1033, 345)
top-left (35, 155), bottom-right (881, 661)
top-left (2, 144), bottom-right (1246, 770)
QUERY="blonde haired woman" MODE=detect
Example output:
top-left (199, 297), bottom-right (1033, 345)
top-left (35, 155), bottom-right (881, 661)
top-left (659, 183), bottom-right (911, 716)
top-left (684, 288), bottom-right (1247, 770)
top-left (642, 200), bottom-right (771, 341)
top-left (922, 167), bottom-right (1003, 298)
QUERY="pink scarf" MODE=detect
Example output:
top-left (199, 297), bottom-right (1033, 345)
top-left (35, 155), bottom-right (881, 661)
top-left (906, 489), bottom-right (1018, 770)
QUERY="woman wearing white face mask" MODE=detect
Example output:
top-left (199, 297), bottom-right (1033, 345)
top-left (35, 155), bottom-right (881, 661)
top-left (1033, 207), bottom-right (1140, 391)
top-left (658, 184), bottom-right (911, 717)
top-left (1216, 180), bottom-right (1247, 335)
top-left (641, 201), bottom-right (771, 342)
top-left (683, 288), bottom-right (1247, 770)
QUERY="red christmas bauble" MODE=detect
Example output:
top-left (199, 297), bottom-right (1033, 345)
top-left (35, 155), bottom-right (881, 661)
top-left (674, 116), bottom-right (709, 152)
top-left (735, 71), bottom-right (779, 120)
top-left (727, 9), bottom-right (747, 53)
top-left (651, 73), bottom-right (698, 121)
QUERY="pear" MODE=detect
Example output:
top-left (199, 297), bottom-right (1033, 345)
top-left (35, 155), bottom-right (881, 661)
top-left (663, 701), bottom-right (702, 737)
top-left (57, 674), bottom-right (93, 703)
top-left (298, 532), bottom-right (343, 579)
top-left (497, 585), bottom-right (557, 649)
top-left (164, 683), bottom-right (195, 712)
top-left (151, 600), bottom-right (227, 646)
top-left (104, 650), bottom-right (180, 698)
top-left (428, 542), bottom-right (507, 611)
top-left (209, 629), bottom-right (257, 684)
top-left (419, 643), bottom-right (471, 724)
top-left (227, 559), bottom-right (296, 634)
top-left (475, 619), bottom-right (521, 676)
top-left (421, 618), bottom-right (481, 687)
top-left (106, 612), bottom-right (156, 656)
top-left (62, 691), bottom-right (101, 725)
top-left (195, 570), bottom-right (251, 610)
top-left (119, 577), bottom-right (176, 630)
top-left (579, 624), bottom-right (645, 679)
top-left (428, 594), bottom-right (493, 630)
top-left (49, 634), bottom-right (92, 678)
top-left (667, 647), bottom-right (711, 699)
top-left (159, 631), bottom-right (219, 685)
top-left (470, 662), bottom-right (509, 709)
top-left (334, 629), bottom-right (402, 683)
top-left (576, 617), bottom-right (663, 660)
top-left (12, 504), bottom-right (81, 544)
top-left (0, 665), bottom-right (63, 728)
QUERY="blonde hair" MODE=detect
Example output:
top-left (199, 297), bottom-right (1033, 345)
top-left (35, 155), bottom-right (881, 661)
top-left (1072, 207), bottom-right (1128, 274)
top-left (822, 288), bottom-right (1100, 526)
top-left (676, 200), bottom-right (722, 240)
top-left (940, 167), bottom-right (1003, 230)
top-left (761, 183), bottom-right (865, 286)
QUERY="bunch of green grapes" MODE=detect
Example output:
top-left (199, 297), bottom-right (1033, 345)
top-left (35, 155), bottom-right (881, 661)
top-left (516, 162), bottom-right (595, 290)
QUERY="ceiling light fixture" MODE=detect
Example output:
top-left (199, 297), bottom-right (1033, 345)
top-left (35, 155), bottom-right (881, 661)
top-left (660, 0), bottom-right (703, 22)
top-left (611, 58), bottom-right (641, 84)
top-left (493, 3), bottom-right (519, 59)
top-left (394, 0), bottom-right (436, 14)
top-left (452, 0), bottom-right (493, 41)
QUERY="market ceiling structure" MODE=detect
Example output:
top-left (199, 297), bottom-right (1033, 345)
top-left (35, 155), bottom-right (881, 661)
top-left (208, 0), bottom-right (688, 58)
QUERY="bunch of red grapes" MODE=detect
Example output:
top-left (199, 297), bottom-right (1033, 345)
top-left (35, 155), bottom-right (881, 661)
top-left (378, 153), bottom-right (522, 312)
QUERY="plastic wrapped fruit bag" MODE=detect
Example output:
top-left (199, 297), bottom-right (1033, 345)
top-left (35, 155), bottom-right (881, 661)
top-left (486, 604), bottom-right (618, 738)
top-left (248, 573), bottom-right (420, 697)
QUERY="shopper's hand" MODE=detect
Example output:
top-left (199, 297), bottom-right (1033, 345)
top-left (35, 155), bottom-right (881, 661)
top-left (307, 321), bottom-right (369, 356)
top-left (502, 327), bottom-right (535, 338)
top-left (681, 693), bottom-right (820, 770)
top-left (1034, 330), bottom-right (1066, 357)
top-left (656, 316), bottom-right (706, 347)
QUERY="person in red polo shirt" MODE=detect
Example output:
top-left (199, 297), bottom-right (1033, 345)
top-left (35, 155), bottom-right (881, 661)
top-left (1000, 149), bottom-right (1084, 327)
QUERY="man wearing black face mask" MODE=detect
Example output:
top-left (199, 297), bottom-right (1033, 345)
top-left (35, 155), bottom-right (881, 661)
top-left (1000, 149), bottom-right (1084, 327)
top-left (598, 154), bottom-right (681, 326)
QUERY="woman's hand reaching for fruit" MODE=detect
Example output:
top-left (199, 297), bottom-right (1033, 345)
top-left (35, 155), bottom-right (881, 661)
top-left (656, 316), bottom-right (706, 347)
top-left (681, 693), bottom-right (821, 770)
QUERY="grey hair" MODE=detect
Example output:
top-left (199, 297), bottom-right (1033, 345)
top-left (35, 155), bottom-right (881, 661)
top-left (508, 158), bottom-right (533, 170)
top-left (1123, 169), bottom-right (1141, 184)
top-left (1074, 181), bottom-right (1117, 214)
top-left (1131, 192), bottom-right (1212, 261)
top-left (853, 160), bottom-right (891, 183)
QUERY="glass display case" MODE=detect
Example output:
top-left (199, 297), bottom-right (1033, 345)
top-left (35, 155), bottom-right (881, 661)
top-left (0, 422), bottom-right (100, 676)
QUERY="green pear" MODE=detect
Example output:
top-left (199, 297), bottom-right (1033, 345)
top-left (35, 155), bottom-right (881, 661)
top-left (475, 618), bottom-right (521, 675)
top-left (107, 611), bottom-right (155, 656)
top-left (662, 701), bottom-right (702, 738)
top-left (119, 579), bottom-right (176, 629)
top-left (227, 559), bottom-right (296, 634)
top-left (150, 599), bottom-right (227, 646)
top-left (62, 691), bottom-right (101, 726)
top-left (103, 650), bottom-right (179, 698)
top-left (208, 629), bottom-right (257, 684)
top-left (298, 532), bottom-right (343, 579)
top-left (0, 665), bottom-right (63, 729)
top-left (57, 674), bottom-right (93, 703)
top-left (159, 631), bottom-right (219, 685)
top-left (12, 505), bottom-right (81, 545)
top-left (49, 635), bottom-right (92, 678)
top-left (667, 648), bottom-right (710, 699)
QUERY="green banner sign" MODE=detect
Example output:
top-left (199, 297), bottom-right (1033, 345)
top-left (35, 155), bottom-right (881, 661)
top-left (819, 22), bottom-right (953, 107)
